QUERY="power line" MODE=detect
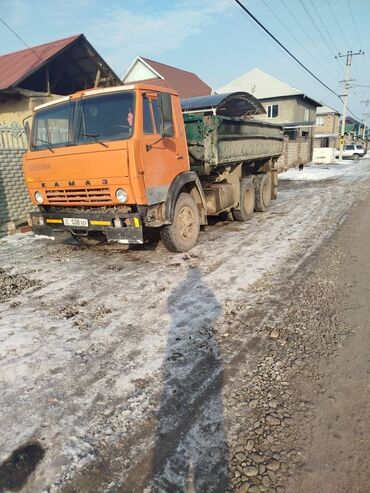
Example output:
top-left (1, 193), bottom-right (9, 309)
top-left (280, 0), bottom-right (341, 78)
top-left (299, 0), bottom-right (348, 80)
top-left (347, 0), bottom-right (362, 48)
top-left (232, 0), bottom-right (361, 122)
top-left (299, 0), bottom-right (337, 58)
top-left (232, 0), bottom-right (340, 97)
top-left (261, 0), bottom-right (339, 81)
top-left (325, 0), bottom-right (369, 109)
top-left (227, 0), bottom-right (279, 46)
top-left (320, 84), bottom-right (342, 104)
top-left (309, 0), bottom-right (340, 56)
top-left (346, 0), bottom-right (370, 86)
top-left (325, 0), bottom-right (350, 49)
top-left (0, 16), bottom-right (43, 62)
top-left (326, 0), bottom-right (368, 110)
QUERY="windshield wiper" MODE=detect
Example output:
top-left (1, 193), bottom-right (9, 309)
top-left (79, 133), bottom-right (108, 148)
top-left (35, 138), bottom-right (55, 153)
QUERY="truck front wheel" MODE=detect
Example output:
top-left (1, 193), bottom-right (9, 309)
top-left (232, 177), bottom-right (255, 222)
top-left (160, 192), bottom-right (200, 252)
top-left (255, 173), bottom-right (272, 212)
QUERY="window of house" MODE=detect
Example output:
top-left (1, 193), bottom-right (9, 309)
top-left (316, 116), bottom-right (324, 126)
top-left (320, 137), bottom-right (329, 147)
top-left (304, 108), bottom-right (309, 121)
top-left (284, 129), bottom-right (297, 140)
top-left (267, 104), bottom-right (279, 118)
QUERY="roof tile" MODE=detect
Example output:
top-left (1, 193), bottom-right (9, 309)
top-left (138, 57), bottom-right (212, 98)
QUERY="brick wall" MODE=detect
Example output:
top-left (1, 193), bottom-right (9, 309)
top-left (315, 113), bottom-right (340, 135)
top-left (276, 136), bottom-right (312, 170)
top-left (0, 148), bottom-right (35, 228)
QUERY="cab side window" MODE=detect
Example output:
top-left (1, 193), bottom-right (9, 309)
top-left (143, 96), bottom-right (154, 134)
top-left (151, 99), bottom-right (160, 133)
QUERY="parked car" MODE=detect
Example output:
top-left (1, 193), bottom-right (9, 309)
top-left (335, 144), bottom-right (367, 160)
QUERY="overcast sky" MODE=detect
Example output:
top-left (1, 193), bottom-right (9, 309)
top-left (1, 0), bottom-right (370, 120)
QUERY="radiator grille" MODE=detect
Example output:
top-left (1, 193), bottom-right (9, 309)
top-left (45, 188), bottom-right (111, 204)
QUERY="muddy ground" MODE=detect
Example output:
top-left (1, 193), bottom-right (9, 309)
top-left (1, 160), bottom-right (370, 492)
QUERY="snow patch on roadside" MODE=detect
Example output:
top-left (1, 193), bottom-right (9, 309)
top-left (1, 159), bottom-right (370, 490)
top-left (279, 163), bottom-right (353, 181)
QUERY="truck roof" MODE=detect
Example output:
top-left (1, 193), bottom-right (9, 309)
top-left (34, 82), bottom-right (179, 112)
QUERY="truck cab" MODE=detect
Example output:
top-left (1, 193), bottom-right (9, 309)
top-left (24, 87), bottom-right (282, 252)
top-left (24, 84), bottom-right (207, 251)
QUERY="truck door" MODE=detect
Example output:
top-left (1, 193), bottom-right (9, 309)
top-left (140, 93), bottom-right (186, 205)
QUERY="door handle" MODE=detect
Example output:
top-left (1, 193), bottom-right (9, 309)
top-left (176, 153), bottom-right (184, 159)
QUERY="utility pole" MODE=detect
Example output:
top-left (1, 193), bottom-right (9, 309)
top-left (360, 99), bottom-right (370, 141)
top-left (336, 50), bottom-right (364, 160)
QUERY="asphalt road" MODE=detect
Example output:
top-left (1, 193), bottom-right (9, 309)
top-left (1, 159), bottom-right (370, 492)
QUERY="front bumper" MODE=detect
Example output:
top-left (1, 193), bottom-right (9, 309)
top-left (30, 210), bottom-right (143, 244)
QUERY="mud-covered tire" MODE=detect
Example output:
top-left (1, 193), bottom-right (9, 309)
top-left (271, 170), bottom-right (278, 200)
top-left (71, 231), bottom-right (107, 246)
top-left (232, 177), bottom-right (255, 222)
top-left (160, 192), bottom-right (200, 252)
top-left (255, 173), bottom-right (272, 212)
top-left (353, 153), bottom-right (360, 161)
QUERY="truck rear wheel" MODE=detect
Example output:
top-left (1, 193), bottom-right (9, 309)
top-left (160, 192), bottom-right (200, 252)
top-left (255, 173), bottom-right (272, 212)
top-left (271, 170), bottom-right (278, 200)
top-left (232, 177), bottom-right (255, 222)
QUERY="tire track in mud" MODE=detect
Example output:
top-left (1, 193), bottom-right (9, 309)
top-left (1, 164), bottom-right (370, 492)
top-left (62, 175), bottom-right (370, 492)
top-left (59, 192), bottom-right (359, 492)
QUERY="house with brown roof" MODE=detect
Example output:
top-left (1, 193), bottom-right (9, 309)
top-left (0, 34), bottom-right (120, 127)
top-left (122, 56), bottom-right (212, 98)
top-left (0, 34), bottom-right (120, 231)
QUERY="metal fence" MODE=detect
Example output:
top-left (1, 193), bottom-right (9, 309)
top-left (0, 123), bottom-right (27, 149)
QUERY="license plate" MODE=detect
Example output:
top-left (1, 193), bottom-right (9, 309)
top-left (63, 217), bottom-right (89, 227)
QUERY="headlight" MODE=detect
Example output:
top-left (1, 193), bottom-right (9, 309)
top-left (116, 188), bottom-right (128, 203)
top-left (34, 191), bottom-right (44, 204)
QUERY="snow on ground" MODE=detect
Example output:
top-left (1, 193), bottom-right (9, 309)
top-left (279, 160), bottom-right (359, 181)
top-left (1, 159), bottom-right (370, 491)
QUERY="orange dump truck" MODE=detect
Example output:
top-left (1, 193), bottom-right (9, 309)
top-left (23, 84), bottom-right (282, 252)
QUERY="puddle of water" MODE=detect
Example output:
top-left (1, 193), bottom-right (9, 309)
top-left (0, 443), bottom-right (45, 492)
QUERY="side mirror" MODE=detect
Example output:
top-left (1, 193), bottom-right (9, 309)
top-left (158, 92), bottom-right (174, 137)
top-left (23, 115), bottom-right (32, 145)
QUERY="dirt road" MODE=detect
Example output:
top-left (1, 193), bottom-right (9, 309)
top-left (1, 160), bottom-right (370, 492)
top-left (286, 197), bottom-right (370, 493)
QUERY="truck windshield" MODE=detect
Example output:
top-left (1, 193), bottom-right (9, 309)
top-left (76, 92), bottom-right (135, 144)
top-left (31, 91), bottom-right (135, 150)
top-left (32, 101), bottom-right (75, 150)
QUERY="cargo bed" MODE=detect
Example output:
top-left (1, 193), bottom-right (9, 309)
top-left (183, 114), bottom-right (283, 174)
